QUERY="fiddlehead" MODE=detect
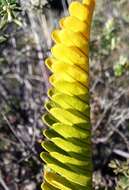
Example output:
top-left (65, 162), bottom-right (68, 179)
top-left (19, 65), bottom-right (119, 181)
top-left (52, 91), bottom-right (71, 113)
top-left (40, 0), bottom-right (95, 189)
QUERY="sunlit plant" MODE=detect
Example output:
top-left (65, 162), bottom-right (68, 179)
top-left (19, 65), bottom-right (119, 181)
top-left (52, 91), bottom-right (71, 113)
top-left (0, 0), bottom-right (22, 29)
top-left (109, 159), bottom-right (129, 190)
top-left (40, 0), bottom-right (95, 189)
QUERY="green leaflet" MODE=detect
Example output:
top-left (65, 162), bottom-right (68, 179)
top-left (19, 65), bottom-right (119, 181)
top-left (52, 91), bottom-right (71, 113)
top-left (49, 152), bottom-right (92, 168)
top-left (50, 93), bottom-right (90, 116)
top-left (41, 152), bottom-right (91, 186)
top-left (41, 0), bottom-right (95, 189)
top-left (42, 181), bottom-right (60, 190)
top-left (49, 108), bottom-right (89, 126)
top-left (59, 16), bottom-right (90, 39)
top-left (52, 29), bottom-right (89, 55)
top-left (51, 123), bottom-right (91, 140)
top-left (44, 172), bottom-right (92, 190)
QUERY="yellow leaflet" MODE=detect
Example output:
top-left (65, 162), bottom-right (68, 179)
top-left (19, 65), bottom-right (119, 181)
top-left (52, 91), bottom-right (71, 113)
top-left (51, 137), bottom-right (91, 156)
top-left (45, 172), bottom-right (73, 190)
top-left (49, 73), bottom-right (75, 84)
top-left (42, 113), bottom-right (57, 127)
top-left (41, 181), bottom-right (60, 190)
top-left (41, 152), bottom-right (91, 186)
top-left (50, 152), bottom-right (92, 167)
top-left (83, 0), bottom-right (96, 13)
top-left (51, 123), bottom-right (91, 140)
top-left (49, 62), bottom-right (89, 87)
top-left (60, 16), bottom-right (90, 39)
top-left (51, 93), bottom-right (90, 116)
top-left (41, 141), bottom-right (68, 156)
top-left (51, 44), bottom-right (88, 71)
top-left (45, 172), bottom-right (91, 190)
top-left (50, 81), bottom-right (89, 100)
top-left (52, 29), bottom-right (89, 55)
top-left (69, 2), bottom-right (91, 24)
top-left (45, 57), bottom-right (89, 75)
top-left (49, 107), bottom-right (89, 126)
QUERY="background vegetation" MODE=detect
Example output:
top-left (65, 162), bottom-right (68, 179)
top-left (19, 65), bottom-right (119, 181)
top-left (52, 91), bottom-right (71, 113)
top-left (0, 0), bottom-right (129, 189)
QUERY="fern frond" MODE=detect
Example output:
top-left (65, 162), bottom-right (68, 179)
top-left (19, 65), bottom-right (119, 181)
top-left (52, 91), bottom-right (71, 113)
top-left (41, 0), bottom-right (95, 189)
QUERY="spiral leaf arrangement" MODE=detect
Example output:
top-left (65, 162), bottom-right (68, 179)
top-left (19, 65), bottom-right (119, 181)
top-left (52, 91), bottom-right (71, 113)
top-left (40, 0), bottom-right (95, 189)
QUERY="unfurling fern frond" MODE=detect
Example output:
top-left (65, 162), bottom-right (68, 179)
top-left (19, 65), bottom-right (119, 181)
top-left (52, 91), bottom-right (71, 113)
top-left (40, 0), bottom-right (95, 189)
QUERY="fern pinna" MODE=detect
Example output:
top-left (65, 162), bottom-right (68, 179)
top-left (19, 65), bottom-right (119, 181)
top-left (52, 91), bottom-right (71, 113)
top-left (40, 0), bottom-right (95, 189)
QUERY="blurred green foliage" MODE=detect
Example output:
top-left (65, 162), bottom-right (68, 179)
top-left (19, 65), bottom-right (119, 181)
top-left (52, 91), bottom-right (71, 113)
top-left (0, 0), bottom-right (22, 31)
top-left (109, 160), bottom-right (129, 190)
top-left (91, 0), bottom-right (129, 79)
top-left (0, 0), bottom-right (16, 4)
top-left (91, 17), bottom-right (119, 57)
top-left (102, 18), bottom-right (118, 53)
top-left (114, 55), bottom-right (128, 77)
